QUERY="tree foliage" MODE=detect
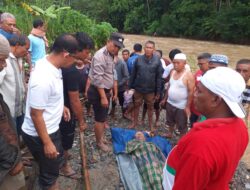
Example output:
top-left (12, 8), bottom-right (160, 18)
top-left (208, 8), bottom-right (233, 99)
top-left (1, 0), bottom-right (249, 44)
top-left (0, 2), bottom-right (117, 48)
top-left (69, 0), bottom-right (250, 44)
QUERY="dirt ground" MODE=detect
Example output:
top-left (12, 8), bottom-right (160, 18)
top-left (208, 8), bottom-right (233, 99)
top-left (56, 35), bottom-right (250, 190)
top-left (56, 109), bottom-right (250, 190)
top-left (27, 35), bottom-right (250, 190)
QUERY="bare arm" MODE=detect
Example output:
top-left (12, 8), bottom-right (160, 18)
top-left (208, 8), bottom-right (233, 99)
top-left (30, 108), bottom-right (58, 159)
top-left (160, 83), bottom-right (170, 107)
top-left (84, 77), bottom-right (91, 98)
top-left (68, 91), bottom-right (87, 131)
top-left (185, 72), bottom-right (195, 117)
top-left (97, 88), bottom-right (109, 108)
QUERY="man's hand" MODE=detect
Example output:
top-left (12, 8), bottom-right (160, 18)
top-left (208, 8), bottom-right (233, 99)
top-left (79, 122), bottom-right (87, 132)
top-left (101, 96), bottom-right (109, 108)
top-left (13, 27), bottom-right (21, 35)
top-left (112, 95), bottom-right (117, 102)
top-left (44, 141), bottom-right (59, 159)
top-left (9, 161), bottom-right (23, 176)
top-left (155, 94), bottom-right (160, 102)
top-left (63, 106), bottom-right (71, 122)
top-left (84, 91), bottom-right (88, 99)
top-left (160, 99), bottom-right (166, 107)
top-left (185, 106), bottom-right (191, 118)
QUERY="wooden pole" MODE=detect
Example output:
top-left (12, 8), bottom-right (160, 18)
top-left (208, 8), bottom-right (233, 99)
top-left (79, 131), bottom-right (91, 190)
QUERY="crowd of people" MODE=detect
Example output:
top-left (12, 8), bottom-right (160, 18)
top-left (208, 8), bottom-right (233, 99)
top-left (0, 11), bottom-right (249, 190)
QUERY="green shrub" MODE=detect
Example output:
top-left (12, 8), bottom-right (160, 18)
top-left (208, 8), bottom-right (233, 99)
top-left (0, 4), bottom-right (117, 48)
top-left (0, 5), bottom-right (33, 35)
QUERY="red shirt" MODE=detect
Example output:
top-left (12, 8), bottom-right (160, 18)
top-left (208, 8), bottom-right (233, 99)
top-left (163, 118), bottom-right (249, 190)
top-left (194, 70), bottom-right (203, 85)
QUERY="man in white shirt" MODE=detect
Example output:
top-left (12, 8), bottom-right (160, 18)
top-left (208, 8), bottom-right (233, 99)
top-left (0, 35), bottom-right (29, 136)
top-left (21, 34), bottom-right (78, 190)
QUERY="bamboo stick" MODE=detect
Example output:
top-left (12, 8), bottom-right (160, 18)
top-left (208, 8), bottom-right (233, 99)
top-left (79, 131), bottom-right (91, 190)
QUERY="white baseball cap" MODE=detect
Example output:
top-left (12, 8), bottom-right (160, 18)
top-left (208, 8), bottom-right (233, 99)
top-left (200, 67), bottom-right (246, 118)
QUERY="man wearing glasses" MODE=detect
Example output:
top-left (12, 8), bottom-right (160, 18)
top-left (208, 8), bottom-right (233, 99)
top-left (88, 32), bottom-right (124, 152)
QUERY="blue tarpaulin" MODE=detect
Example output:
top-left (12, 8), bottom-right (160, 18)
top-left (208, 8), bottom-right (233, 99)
top-left (111, 127), bottom-right (172, 157)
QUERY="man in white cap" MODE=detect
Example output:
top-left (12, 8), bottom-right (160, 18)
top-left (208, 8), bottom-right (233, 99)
top-left (161, 53), bottom-right (195, 138)
top-left (162, 67), bottom-right (249, 190)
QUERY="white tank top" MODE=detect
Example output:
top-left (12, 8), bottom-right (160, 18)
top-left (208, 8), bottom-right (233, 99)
top-left (167, 70), bottom-right (188, 109)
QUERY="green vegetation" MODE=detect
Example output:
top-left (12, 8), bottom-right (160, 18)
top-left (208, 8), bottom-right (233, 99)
top-left (1, 0), bottom-right (249, 44)
top-left (0, 1), bottom-right (117, 48)
top-left (69, 0), bottom-right (250, 44)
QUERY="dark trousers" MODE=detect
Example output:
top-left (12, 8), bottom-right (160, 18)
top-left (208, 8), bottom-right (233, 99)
top-left (15, 114), bottom-right (24, 135)
top-left (59, 117), bottom-right (76, 151)
top-left (22, 130), bottom-right (64, 190)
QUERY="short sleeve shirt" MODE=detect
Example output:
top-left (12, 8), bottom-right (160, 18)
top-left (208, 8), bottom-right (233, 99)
top-left (22, 57), bottom-right (64, 136)
top-left (28, 34), bottom-right (46, 65)
top-left (76, 64), bottom-right (90, 93)
top-left (89, 46), bottom-right (114, 89)
top-left (62, 65), bottom-right (81, 109)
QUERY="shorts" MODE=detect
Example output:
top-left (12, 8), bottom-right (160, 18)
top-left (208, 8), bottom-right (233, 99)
top-left (59, 116), bottom-right (76, 150)
top-left (166, 102), bottom-right (187, 134)
top-left (22, 130), bottom-right (64, 189)
top-left (143, 100), bottom-right (160, 110)
top-left (87, 85), bottom-right (111, 122)
top-left (134, 91), bottom-right (155, 109)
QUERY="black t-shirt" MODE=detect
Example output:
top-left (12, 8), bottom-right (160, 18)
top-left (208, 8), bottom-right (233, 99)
top-left (62, 65), bottom-right (81, 109)
top-left (76, 64), bottom-right (90, 93)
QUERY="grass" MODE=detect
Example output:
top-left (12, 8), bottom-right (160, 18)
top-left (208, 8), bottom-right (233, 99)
top-left (123, 34), bottom-right (250, 72)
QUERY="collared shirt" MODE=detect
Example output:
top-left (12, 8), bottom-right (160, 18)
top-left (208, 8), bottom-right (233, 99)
top-left (89, 46), bottom-right (114, 89)
top-left (0, 53), bottom-right (25, 117)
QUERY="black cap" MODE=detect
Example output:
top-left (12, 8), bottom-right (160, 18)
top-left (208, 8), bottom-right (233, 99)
top-left (110, 32), bottom-right (124, 48)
